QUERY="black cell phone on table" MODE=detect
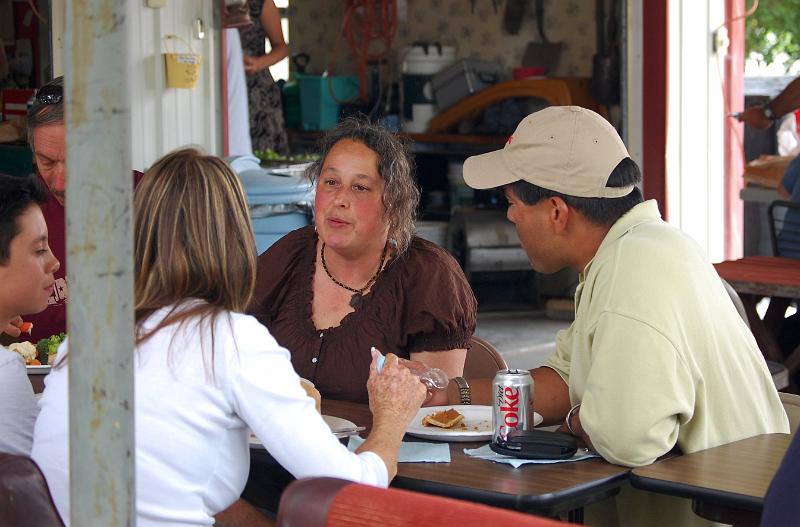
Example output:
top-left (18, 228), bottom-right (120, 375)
top-left (490, 430), bottom-right (578, 460)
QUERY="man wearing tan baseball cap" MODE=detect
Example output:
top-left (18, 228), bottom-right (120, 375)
top-left (443, 106), bottom-right (788, 524)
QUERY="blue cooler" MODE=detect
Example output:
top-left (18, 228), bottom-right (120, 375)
top-left (234, 158), bottom-right (315, 255)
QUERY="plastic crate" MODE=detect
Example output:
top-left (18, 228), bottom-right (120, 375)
top-left (431, 59), bottom-right (501, 110)
top-left (298, 74), bottom-right (359, 131)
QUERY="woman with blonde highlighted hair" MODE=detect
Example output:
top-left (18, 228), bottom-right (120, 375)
top-left (32, 148), bottom-right (427, 527)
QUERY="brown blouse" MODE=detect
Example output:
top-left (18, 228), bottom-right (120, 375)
top-left (250, 226), bottom-right (477, 403)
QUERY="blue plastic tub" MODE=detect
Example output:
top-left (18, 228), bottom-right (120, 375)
top-left (237, 164), bottom-right (315, 255)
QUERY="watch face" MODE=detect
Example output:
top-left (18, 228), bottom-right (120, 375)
top-left (764, 105), bottom-right (776, 120)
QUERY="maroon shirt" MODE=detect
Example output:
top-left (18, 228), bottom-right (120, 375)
top-left (18, 171), bottom-right (144, 343)
top-left (250, 226), bottom-right (478, 403)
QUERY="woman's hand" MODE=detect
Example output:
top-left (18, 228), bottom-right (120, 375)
top-left (367, 349), bottom-right (426, 430)
top-left (243, 54), bottom-right (267, 75)
top-left (358, 349), bottom-right (426, 480)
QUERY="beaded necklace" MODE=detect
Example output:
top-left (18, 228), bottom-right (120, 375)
top-left (321, 242), bottom-right (389, 307)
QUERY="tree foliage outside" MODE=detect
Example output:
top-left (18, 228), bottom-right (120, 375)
top-left (746, 0), bottom-right (800, 71)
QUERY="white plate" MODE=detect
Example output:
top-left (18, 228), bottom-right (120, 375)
top-left (26, 365), bottom-right (51, 374)
top-left (406, 405), bottom-right (543, 443)
top-left (249, 415), bottom-right (359, 448)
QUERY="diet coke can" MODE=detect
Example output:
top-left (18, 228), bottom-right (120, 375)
top-left (492, 369), bottom-right (534, 443)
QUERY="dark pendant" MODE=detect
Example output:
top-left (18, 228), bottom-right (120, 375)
top-left (349, 293), bottom-right (362, 308)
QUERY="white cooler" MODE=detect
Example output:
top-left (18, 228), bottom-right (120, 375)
top-left (231, 156), bottom-right (316, 255)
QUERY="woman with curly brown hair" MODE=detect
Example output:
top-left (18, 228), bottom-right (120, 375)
top-left (250, 117), bottom-right (477, 404)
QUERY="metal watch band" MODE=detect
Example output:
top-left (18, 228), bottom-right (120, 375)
top-left (453, 376), bottom-right (471, 405)
top-left (763, 103), bottom-right (776, 121)
top-left (565, 403), bottom-right (581, 436)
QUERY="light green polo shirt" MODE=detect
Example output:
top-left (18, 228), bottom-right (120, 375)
top-left (546, 200), bottom-right (789, 467)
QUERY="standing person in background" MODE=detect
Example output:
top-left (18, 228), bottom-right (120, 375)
top-left (226, 27), bottom-right (254, 157)
top-left (739, 77), bottom-right (800, 359)
top-left (738, 76), bottom-right (800, 203)
top-left (239, 0), bottom-right (289, 156)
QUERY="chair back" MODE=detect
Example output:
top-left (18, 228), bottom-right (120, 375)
top-left (463, 335), bottom-right (508, 379)
top-left (780, 392), bottom-right (800, 434)
top-left (721, 278), bottom-right (790, 390)
top-left (276, 477), bottom-right (575, 527)
top-left (0, 453), bottom-right (64, 527)
top-left (721, 278), bottom-right (750, 329)
top-left (768, 200), bottom-right (800, 259)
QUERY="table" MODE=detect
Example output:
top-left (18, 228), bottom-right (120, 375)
top-left (27, 366), bottom-right (50, 393)
top-left (714, 256), bottom-right (800, 382)
top-left (630, 434), bottom-right (792, 526)
top-left (322, 400), bottom-right (629, 520)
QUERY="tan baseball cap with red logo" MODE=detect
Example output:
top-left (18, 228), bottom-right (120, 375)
top-left (463, 106), bottom-right (633, 198)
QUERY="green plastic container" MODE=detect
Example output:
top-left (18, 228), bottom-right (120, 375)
top-left (281, 81), bottom-right (301, 129)
top-left (297, 74), bottom-right (359, 131)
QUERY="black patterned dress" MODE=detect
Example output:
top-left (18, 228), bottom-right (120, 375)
top-left (238, 0), bottom-right (289, 155)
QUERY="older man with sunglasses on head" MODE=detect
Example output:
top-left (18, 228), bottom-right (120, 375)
top-left (3, 77), bottom-right (142, 343)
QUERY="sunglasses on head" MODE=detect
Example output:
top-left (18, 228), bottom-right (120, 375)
top-left (34, 83), bottom-right (63, 107)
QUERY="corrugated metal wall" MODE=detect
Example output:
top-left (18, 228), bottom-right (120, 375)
top-left (52, 0), bottom-right (222, 170)
top-left (127, 1), bottom-right (222, 170)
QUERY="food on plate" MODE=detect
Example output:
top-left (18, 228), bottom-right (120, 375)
top-left (422, 408), bottom-right (464, 429)
top-left (19, 321), bottom-right (33, 334)
top-left (9, 341), bottom-right (40, 365)
top-left (300, 378), bottom-right (321, 413)
top-left (36, 332), bottom-right (66, 365)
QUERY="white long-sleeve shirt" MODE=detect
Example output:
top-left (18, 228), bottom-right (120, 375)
top-left (32, 303), bottom-right (386, 526)
top-left (0, 345), bottom-right (38, 455)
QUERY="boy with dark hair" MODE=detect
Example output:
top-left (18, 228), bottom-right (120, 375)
top-left (0, 173), bottom-right (60, 454)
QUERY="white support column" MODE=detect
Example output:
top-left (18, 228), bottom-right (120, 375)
top-left (64, 1), bottom-right (135, 525)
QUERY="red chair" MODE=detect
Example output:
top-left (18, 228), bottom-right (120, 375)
top-left (0, 453), bottom-right (64, 527)
top-left (276, 477), bottom-right (576, 527)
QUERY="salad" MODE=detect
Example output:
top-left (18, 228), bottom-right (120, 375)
top-left (36, 332), bottom-right (67, 365)
top-left (253, 148), bottom-right (318, 163)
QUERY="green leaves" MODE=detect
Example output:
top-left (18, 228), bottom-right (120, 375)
top-left (746, 0), bottom-right (800, 71)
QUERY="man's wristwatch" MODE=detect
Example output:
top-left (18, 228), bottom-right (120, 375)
top-left (763, 103), bottom-right (777, 121)
top-left (453, 376), bottom-right (471, 405)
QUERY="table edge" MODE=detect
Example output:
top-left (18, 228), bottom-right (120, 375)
top-left (393, 466), bottom-right (629, 515)
top-left (628, 471), bottom-right (763, 512)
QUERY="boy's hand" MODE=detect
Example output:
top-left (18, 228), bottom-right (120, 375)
top-left (3, 316), bottom-right (23, 338)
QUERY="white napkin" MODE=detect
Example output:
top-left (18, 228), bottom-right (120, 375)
top-left (463, 444), bottom-right (599, 468)
top-left (348, 436), bottom-right (451, 463)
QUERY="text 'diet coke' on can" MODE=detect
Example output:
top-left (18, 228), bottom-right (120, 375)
top-left (492, 369), bottom-right (534, 443)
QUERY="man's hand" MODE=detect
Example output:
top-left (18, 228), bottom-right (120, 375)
top-left (737, 106), bottom-right (773, 130)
